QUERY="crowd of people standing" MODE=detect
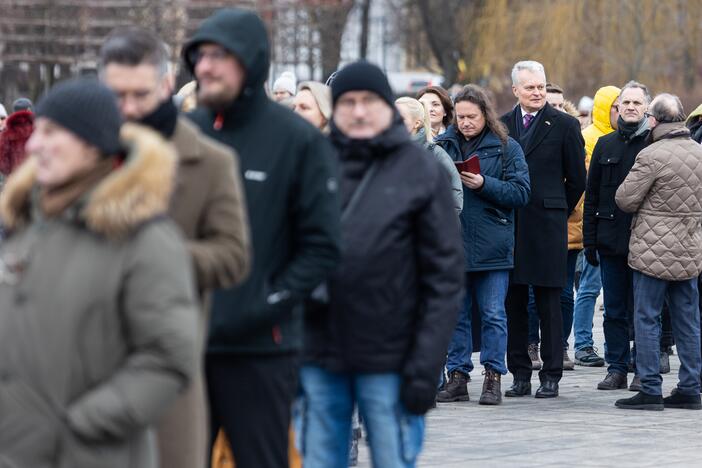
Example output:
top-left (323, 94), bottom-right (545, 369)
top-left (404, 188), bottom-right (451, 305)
top-left (2, 6), bottom-right (702, 468)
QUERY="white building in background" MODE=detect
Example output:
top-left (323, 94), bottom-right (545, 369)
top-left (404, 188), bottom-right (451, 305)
top-left (269, 0), bottom-right (443, 94)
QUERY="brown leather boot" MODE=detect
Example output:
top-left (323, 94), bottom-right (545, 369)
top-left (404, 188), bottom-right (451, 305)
top-left (436, 370), bottom-right (470, 402)
top-left (479, 368), bottom-right (502, 405)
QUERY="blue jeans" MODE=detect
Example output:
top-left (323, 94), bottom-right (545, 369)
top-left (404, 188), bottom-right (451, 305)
top-left (446, 270), bottom-right (509, 375)
top-left (299, 367), bottom-right (425, 468)
top-left (632, 272), bottom-right (701, 396)
top-left (573, 253), bottom-right (603, 351)
top-left (600, 255), bottom-right (633, 375)
top-left (527, 250), bottom-right (579, 348)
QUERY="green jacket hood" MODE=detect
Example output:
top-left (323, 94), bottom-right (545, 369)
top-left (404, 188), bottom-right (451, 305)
top-left (182, 8), bottom-right (270, 96)
top-left (686, 103), bottom-right (702, 125)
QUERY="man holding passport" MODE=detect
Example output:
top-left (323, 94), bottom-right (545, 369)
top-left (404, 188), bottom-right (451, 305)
top-left (436, 84), bottom-right (530, 405)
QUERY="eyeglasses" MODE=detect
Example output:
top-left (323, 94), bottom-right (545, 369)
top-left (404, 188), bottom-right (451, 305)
top-left (644, 112), bottom-right (655, 119)
top-left (188, 47), bottom-right (230, 65)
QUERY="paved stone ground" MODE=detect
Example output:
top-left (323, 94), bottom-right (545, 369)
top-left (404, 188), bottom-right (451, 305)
top-left (358, 299), bottom-right (702, 467)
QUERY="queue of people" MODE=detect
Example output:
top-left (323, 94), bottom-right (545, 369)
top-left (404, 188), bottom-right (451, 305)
top-left (2, 7), bottom-right (702, 468)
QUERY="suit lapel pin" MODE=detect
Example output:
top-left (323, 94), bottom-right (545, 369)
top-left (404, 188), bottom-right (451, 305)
top-left (545, 121), bottom-right (551, 126)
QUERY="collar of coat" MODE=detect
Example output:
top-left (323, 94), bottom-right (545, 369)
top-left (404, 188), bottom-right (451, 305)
top-left (652, 121), bottom-right (691, 142)
top-left (0, 123), bottom-right (177, 239)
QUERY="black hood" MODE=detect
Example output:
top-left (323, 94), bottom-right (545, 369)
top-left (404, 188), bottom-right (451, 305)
top-left (182, 8), bottom-right (270, 100)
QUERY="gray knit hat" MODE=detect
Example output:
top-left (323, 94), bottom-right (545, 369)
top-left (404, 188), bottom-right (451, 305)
top-left (35, 78), bottom-right (123, 156)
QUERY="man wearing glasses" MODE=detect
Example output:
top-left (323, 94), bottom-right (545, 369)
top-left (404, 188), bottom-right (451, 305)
top-left (583, 81), bottom-right (651, 392)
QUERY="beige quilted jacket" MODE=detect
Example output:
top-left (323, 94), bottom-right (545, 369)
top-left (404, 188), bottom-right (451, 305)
top-left (615, 122), bottom-right (702, 281)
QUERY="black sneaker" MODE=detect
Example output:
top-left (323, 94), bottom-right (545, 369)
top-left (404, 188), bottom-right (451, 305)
top-left (574, 347), bottom-right (605, 367)
top-left (436, 370), bottom-right (470, 402)
top-left (664, 390), bottom-right (702, 409)
top-left (615, 392), bottom-right (664, 410)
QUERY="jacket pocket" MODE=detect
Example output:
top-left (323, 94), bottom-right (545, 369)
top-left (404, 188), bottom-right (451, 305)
top-left (543, 198), bottom-right (568, 209)
top-left (0, 376), bottom-right (61, 466)
top-left (598, 154), bottom-right (622, 186)
top-left (485, 207), bottom-right (511, 225)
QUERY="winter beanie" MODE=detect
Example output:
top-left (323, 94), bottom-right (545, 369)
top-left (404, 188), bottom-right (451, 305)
top-left (35, 78), bottom-right (123, 156)
top-left (298, 81), bottom-right (332, 122)
top-left (12, 98), bottom-right (33, 113)
top-left (273, 71), bottom-right (297, 96)
top-left (331, 61), bottom-right (394, 107)
top-left (0, 104), bottom-right (7, 119)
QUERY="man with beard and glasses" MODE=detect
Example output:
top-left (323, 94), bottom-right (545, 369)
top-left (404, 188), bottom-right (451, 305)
top-left (99, 27), bottom-right (251, 468)
top-left (182, 8), bottom-right (342, 468)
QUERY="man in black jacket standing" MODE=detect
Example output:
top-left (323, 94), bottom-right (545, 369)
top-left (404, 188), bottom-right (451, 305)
top-left (301, 61), bottom-right (464, 468)
top-left (583, 81), bottom-right (651, 392)
top-left (182, 8), bottom-right (341, 468)
top-left (501, 60), bottom-right (586, 398)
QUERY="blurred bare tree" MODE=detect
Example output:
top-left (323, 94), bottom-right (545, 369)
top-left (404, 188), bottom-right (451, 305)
top-left (396, 0), bottom-right (702, 109)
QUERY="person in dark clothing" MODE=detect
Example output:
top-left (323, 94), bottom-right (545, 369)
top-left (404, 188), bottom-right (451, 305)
top-left (181, 8), bottom-right (342, 468)
top-left (434, 85), bottom-right (530, 405)
top-left (99, 27), bottom-right (251, 468)
top-left (583, 81), bottom-right (651, 392)
top-left (301, 61), bottom-right (464, 468)
top-left (500, 60), bottom-right (586, 399)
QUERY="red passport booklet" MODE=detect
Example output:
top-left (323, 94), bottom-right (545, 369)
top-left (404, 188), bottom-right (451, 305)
top-left (455, 154), bottom-right (481, 175)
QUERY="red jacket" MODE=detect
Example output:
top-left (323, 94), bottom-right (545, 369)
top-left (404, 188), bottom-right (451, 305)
top-left (0, 110), bottom-right (34, 176)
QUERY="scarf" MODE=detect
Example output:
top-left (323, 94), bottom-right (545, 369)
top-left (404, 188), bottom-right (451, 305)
top-left (459, 127), bottom-right (487, 157)
top-left (140, 98), bottom-right (178, 138)
top-left (40, 157), bottom-right (116, 218)
top-left (617, 116), bottom-right (648, 142)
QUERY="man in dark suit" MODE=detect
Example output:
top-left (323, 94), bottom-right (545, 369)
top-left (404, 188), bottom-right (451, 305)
top-left (500, 60), bottom-right (586, 398)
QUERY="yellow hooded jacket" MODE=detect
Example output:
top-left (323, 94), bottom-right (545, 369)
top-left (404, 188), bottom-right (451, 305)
top-left (568, 85), bottom-right (621, 249)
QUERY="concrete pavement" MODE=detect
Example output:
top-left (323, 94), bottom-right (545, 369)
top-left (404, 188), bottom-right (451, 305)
top-left (358, 302), bottom-right (702, 467)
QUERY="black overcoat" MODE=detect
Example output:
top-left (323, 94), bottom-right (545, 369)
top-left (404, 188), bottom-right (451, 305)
top-left (500, 103), bottom-right (586, 287)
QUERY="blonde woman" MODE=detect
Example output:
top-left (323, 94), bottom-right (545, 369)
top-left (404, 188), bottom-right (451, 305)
top-left (396, 97), bottom-right (462, 213)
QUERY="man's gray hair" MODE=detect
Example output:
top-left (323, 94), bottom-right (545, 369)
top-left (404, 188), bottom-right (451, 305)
top-left (511, 61), bottom-right (546, 86)
top-left (650, 93), bottom-right (686, 123)
top-left (620, 80), bottom-right (651, 104)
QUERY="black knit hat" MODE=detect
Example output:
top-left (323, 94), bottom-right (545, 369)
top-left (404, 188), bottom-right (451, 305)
top-left (331, 60), bottom-right (394, 107)
top-left (35, 78), bottom-right (123, 156)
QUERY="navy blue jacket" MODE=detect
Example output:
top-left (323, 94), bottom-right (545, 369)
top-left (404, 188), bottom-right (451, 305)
top-left (436, 125), bottom-right (530, 271)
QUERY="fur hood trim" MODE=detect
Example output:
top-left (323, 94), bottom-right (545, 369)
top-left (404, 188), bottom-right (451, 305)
top-left (0, 123), bottom-right (177, 239)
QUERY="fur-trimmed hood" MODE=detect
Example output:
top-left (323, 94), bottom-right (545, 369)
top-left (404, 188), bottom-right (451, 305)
top-left (0, 123), bottom-right (177, 239)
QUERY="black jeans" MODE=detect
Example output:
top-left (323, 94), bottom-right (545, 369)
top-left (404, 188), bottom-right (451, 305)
top-left (206, 353), bottom-right (300, 468)
top-left (507, 283), bottom-right (563, 383)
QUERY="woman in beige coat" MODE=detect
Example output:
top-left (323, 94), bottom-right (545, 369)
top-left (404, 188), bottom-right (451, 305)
top-left (0, 78), bottom-right (198, 468)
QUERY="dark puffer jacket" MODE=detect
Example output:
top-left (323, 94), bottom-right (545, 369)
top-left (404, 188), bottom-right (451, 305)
top-left (436, 125), bottom-right (530, 271)
top-left (183, 8), bottom-right (341, 354)
top-left (304, 115), bottom-right (464, 396)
